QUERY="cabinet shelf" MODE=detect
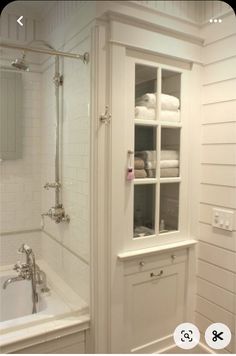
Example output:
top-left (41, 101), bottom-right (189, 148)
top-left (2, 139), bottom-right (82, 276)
top-left (134, 120), bottom-right (182, 128)
top-left (134, 119), bottom-right (158, 126)
top-left (134, 178), bottom-right (157, 185)
top-left (160, 177), bottom-right (181, 184)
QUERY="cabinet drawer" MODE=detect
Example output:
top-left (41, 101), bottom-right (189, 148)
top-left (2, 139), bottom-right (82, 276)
top-left (124, 248), bottom-right (187, 276)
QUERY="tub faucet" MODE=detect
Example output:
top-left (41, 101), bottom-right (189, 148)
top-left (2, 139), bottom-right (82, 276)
top-left (2, 276), bottom-right (25, 289)
top-left (2, 244), bottom-right (49, 314)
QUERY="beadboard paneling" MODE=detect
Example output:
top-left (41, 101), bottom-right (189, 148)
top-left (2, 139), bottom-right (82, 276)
top-left (201, 164), bottom-right (236, 187)
top-left (203, 78), bottom-right (236, 104)
top-left (203, 34), bottom-right (236, 65)
top-left (196, 295), bottom-right (235, 330)
top-left (201, 144), bottom-right (236, 165)
top-left (197, 260), bottom-right (235, 293)
top-left (199, 222), bottom-right (236, 252)
top-left (202, 100), bottom-right (236, 124)
top-left (200, 184), bottom-right (236, 209)
top-left (198, 241), bottom-right (236, 272)
top-left (197, 277), bottom-right (235, 312)
top-left (199, 203), bottom-right (236, 230)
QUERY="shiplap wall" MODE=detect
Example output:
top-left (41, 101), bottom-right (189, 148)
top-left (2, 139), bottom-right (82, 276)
top-left (196, 11), bottom-right (236, 353)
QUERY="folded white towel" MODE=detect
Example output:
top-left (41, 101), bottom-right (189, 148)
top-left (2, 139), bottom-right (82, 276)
top-left (135, 106), bottom-right (155, 120)
top-left (160, 160), bottom-right (179, 168)
top-left (160, 110), bottom-right (180, 122)
top-left (160, 168), bottom-right (179, 177)
top-left (136, 93), bottom-right (180, 111)
top-left (161, 150), bottom-right (179, 160)
top-left (145, 161), bottom-right (156, 169)
top-left (136, 150), bottom-right (156, 162)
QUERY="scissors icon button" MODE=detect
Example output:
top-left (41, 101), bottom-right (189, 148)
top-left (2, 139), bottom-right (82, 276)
top-left (205, 323), bottom-right (231, 350)
top-left (212, 330), bottom-right (224, 342)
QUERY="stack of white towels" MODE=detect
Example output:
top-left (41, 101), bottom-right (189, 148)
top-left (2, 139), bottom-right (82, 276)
top-left (160, 149), bottom-right (179, 177)
top-left (135, 93), bottom-right (180, 122)
top-left (135, 151), bottom-right (156, 178)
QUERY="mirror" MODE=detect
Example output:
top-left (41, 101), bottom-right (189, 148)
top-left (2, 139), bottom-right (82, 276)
top-left (0, 70), bottom-right (22, 160)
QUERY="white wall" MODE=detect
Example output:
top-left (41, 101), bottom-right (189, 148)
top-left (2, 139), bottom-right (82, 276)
top-left (195, 10), bottom-right (236, 353)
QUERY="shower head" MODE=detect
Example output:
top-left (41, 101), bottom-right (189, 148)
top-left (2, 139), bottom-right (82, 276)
top-left (11, 52), bottom-right (29, 71)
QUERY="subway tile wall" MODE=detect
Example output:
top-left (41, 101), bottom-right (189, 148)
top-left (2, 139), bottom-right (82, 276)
top-left (40, 39), bottom-right (90, 302)
top-left (0, 72), bottom-right (42, 233)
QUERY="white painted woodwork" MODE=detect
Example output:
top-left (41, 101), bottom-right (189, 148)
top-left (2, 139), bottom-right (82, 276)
top-left (12, 330), bottom-right (86, 354)
top-left (199, 222), bottom-right (236, 252)
top-left (200, 184), bottom-right (236, 209)
top-left (199, 203), bottom-right (236, 230)
top-left (198, 241), bottom-right (236, 272)
top-left (202, 122), bottom-right (236, 144)
top-left (202, 100), bottom-right (236, 124)
top-left (197, 260), bottom-right (235, 293)
top-left (201, 164), bottom-right (236, 187)
top-left (124, 260), bottom-right (186, 353)
top-left (201, 144), bottom-right (236, 165)
top-left (203, 57), bottom-right (236, 85)
top-left (195, 312), bottom-right (235, 353)
top-left (203, 78), bottom-right (236, 104)
top-left (203, 34), bottom-right (236, 64)
top-left (197, 277), bottom-right (235, 313)
top-left (196, 295), bottom-right (235, 331)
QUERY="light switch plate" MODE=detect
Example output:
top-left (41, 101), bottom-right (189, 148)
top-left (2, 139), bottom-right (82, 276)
top-left (212, 208), bottom-right (234, 231)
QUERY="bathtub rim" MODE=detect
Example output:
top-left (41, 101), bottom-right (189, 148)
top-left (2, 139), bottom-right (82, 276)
top-left (0, 261), bottom-right (89, 335)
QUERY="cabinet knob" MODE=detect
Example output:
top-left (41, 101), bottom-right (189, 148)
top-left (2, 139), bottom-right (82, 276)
top-left (139, 261), bottom-right (145, 267)
top-left (150, 270), bottom-right (163, 277)
top-left (171, 254), bottom-right (176, 261)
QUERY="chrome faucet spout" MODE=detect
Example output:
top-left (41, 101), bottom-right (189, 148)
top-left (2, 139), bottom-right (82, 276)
top-left (2, 276), bottom-right (25, 289)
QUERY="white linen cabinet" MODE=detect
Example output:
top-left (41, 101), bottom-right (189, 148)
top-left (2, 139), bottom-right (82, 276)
top-left (94, 18), bottom-right (199, 353)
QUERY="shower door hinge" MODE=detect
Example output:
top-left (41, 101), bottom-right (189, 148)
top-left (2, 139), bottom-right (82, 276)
top-left (99, 105), bottom-right (111, 124)
top-left (53, 74), bottom-right (63, 87)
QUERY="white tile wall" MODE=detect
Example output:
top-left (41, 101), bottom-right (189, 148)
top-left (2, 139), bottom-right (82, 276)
top-left (0, 231), bottom-right (41, 266)
top-left (40, 11), bottom-right (91, 300)
top-left (0, 72), bottom-right (42, 233)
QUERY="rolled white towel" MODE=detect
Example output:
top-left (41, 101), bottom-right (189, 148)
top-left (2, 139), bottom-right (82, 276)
top-left (145, 160), bottom-right (156, 169)
top-left (160, 110), bottom-right (180, 122)
top-left (160, 160), bottom-right (179, 168)
top-left (160, 168), bottom-right (179, 177)
top-left (161, 150), bottom-right (179, 160)
top-left (136, 93), bottom-right (180, 111)
top-left (136, 150), bottom-right (156, 162)
top-left (135, 106), bottom-right (155, 120)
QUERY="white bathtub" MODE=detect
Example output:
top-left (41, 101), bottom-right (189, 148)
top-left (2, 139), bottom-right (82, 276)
top-left (0, 262), bottom-right (89, 342)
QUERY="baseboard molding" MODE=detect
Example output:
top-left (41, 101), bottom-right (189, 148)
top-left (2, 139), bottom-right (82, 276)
top-left (159, 341), bottom-right (215, 354)
top-left (131, 334), bottom-right (173, 353)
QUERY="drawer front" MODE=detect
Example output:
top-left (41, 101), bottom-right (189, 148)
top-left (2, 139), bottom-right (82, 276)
top-left (124, 248), bottom-right (187, 276)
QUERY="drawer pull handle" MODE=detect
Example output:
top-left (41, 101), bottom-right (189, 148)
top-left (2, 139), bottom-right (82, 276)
top-left (150, 270), bottom-right (163, 277)
top-left (171, 254), bottom-right (176, 260)
top-left (139, 261), bottom-right (145, 267)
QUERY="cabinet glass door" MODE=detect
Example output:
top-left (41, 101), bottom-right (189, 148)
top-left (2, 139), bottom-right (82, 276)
top-left (131, 58), bottom-right (182, 242)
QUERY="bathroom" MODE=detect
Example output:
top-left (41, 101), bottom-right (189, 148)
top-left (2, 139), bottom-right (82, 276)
top-left (0, 0), bottom-right (235, 354)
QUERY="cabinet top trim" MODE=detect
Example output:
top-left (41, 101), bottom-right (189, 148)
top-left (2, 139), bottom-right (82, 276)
top-left (118, 239), bottom-right (198, 261)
